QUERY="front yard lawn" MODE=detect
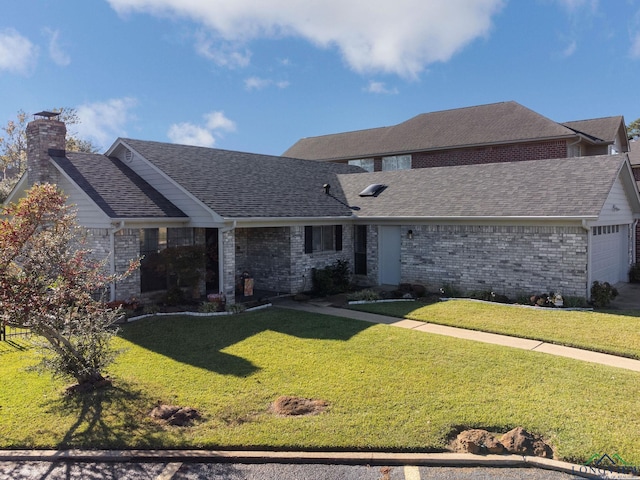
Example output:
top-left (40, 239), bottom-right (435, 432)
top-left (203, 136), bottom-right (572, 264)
top-left (1, 307), bottom-right (639, 465)
top-left (350, 299), bottom-right (640, 359)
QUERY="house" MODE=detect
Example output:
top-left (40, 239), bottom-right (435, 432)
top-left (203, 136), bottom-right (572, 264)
top-left (336, 156), bottom-right (640, 297)
top-left (8, 111), bottom-right (640, 303)
top-left (283, 101), bottom-right (629, 171)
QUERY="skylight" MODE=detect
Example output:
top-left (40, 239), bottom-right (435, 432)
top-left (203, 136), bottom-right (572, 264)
top-left (359, 184), bottom-right (387, 197)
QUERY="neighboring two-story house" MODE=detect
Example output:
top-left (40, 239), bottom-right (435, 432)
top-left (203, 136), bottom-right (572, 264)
top-left (7, 109), bottom-right (640, 304)
top-left (283, 101), bottom-right (629, 171)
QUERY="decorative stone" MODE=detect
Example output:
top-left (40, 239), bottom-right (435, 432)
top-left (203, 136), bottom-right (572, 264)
top-left (453, 429), bottom-right (504, 454)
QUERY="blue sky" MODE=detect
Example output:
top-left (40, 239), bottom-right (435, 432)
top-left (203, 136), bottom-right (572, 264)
top-left (1, 0), bottom-right (639, 155)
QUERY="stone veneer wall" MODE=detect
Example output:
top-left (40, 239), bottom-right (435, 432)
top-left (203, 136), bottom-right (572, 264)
top-left (400, 224), bottom-right (588, 298)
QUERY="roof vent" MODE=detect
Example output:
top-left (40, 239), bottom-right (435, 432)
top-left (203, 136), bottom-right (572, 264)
top-left (359, 184), bottom-right (387, 197)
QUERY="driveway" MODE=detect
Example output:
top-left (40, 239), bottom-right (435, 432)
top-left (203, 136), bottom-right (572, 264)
top-left (611, 282), bottom-right (640, 310)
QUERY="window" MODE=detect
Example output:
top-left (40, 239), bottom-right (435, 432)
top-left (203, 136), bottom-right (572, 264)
top-left (382, 154), bottom-right (411, 171)
top-left (139, 227), bottom-right (197, 292)
top-left (140, 228), bottom-right (168, 292)
top-left (568, 144), bottom-right (582, 158)
top-left (348, 158), bottom-right (374, 172)
top-left (304, 225), bottom-right (343, 253)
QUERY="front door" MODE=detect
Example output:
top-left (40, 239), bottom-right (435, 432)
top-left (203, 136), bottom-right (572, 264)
top-left (379, 226), bottom-right (401, 285)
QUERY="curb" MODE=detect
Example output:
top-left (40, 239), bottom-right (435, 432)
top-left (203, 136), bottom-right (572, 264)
top-left (0, 450), bottom-right (630, 478)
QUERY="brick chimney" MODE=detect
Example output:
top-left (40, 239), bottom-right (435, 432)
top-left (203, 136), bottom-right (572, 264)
top-left (26, 111), bottom-right (66, 187)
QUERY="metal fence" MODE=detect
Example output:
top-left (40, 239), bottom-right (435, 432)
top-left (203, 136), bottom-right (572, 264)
top-left (0, 323), bottom-right (31, 342)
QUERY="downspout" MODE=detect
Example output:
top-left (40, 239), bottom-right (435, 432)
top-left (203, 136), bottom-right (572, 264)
top-left (110, 221), bottom-right (125, 302)
top-left (581, 219), bottom-right (592, 300)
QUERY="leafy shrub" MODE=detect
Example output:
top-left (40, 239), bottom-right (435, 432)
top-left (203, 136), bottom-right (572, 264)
top-left (163, 286), bottom-right (186, 306)
top-left (590, 281), bottom-right (618, 308)
top-left (226, 303), bottom-right (247, 314)
top-left (439, 284), bottom-right (462, 298)
top-left (199, 301), bottom-right (221, 313)
top-left (562, 296), bottom-right (589, 308)
top-left (629, 263), bottom-right (640, 283)
top-left (347, 289), bottom-right (380, 302)
top-left (311, 260), bottom-right (351, 296)
top-left (469, 290), bottom-right (511, 304)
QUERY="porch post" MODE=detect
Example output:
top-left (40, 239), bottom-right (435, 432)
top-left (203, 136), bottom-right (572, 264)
top-left (219, 227), bottom-right (236, 304)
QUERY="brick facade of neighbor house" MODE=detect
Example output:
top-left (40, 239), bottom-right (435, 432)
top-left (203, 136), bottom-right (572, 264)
top-left (411, 140), bottom-right (568, 169)
top-left (399, 224), bottom-right (588, 298)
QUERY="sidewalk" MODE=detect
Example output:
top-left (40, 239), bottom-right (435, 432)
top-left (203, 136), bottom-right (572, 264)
top-left (273, 298), bottom-right (640, 373)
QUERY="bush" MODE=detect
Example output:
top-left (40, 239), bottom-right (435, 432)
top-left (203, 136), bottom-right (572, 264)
top-left (468, 290), bottom-right (511, 304)
top-left (629, 264), bottom-right (640, 283)
top-left (164, 286), bottom-right (186, 306)
top-left (311, 260), bottom-right (351, 296)
top-left (346, 289), bottom-right (380, 302)
top-left (439, 284), bottom-right (462, 298)
top-left (590, 281), bottom-right (618, 308)
top-left (199, 301), bottom-right (221, 313)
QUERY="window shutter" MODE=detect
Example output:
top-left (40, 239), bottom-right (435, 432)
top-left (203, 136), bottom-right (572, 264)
top-left (335, 225), bottom-right (343, 251)
top-left (304, 226), bottom-right (313, 253)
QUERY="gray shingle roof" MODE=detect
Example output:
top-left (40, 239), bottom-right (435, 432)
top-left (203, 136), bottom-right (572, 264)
top-left (337, 155), bottom-right (624, 218)
top-left (283, 101), bottom-right (577, 161)
top-left (121, 139), bottom-right (363, 218)
top-left (630, 140), bottom-right (640, 166)
top-left (562, 116), bottom-right (624, 143)
top-left (51, 151), bottom-right (187, 219)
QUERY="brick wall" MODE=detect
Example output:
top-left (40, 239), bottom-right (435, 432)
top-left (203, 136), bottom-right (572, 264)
top-left (234, 225), bottom-right (354, 295)
top-left (399, 224), bottom-right (588, 298)
top-left (84, 228), bottom-right (141, 301)
top-left (291, 224), bottom-right (354, 294)
top-left (411, 141), bottom-right (568, 169)
top-left (235, 227), bottom-right (292, 294)
top-left (26, 119), bottom-right (66, 186)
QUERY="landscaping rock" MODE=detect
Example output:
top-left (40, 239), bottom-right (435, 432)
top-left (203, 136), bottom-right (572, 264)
top-left (272, 395), bottom-right (328, 416)
top-left (150, 404), bottom-right (202, 426)
top-left (453, 429), bottom-right (504, 454)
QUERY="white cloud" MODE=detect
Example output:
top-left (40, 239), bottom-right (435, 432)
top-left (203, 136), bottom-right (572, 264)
top-left (168, 110), bottom-right (236, 147)
top-left (106, 0), bottom-right (505, 78)
top-left (43, 28), bottom-right (71, 67)
top-left (364, 81), bottom-right (398, 95)
top-left (0, 29), bottom-right (38, 75)
top-left (167, 123), bottom-right (216, 147)
top-left (244, 76), bottom-right (290, 91)
top-left (195, 32), bottom-right (251, 68)
top-left (75, 97), bottom-right (138, 148)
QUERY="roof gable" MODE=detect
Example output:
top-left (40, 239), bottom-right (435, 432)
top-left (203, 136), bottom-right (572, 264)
top-left (51, 151), bottom-right (187, 219)
top-left (284, 101), bottom-right (577, 161)
top-left (121, 139), bottom-right (363, 218)
top-left (338, 155), bottom-right (632, 219)
top-left (562, 116), bottom-right (628, 150)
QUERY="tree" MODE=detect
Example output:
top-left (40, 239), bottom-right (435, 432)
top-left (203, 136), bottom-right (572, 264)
top-left (0, 184), bottom-right (138, 390)
top-left (0, 108), bottom-right (99, 201)
top-left (627, 118), bottom-right (640, 140)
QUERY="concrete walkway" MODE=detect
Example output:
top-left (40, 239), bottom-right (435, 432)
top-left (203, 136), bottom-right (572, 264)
top-left (273, 298), bottom-right (640, 373)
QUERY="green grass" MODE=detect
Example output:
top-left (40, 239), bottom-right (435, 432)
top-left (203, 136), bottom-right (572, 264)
top-left (350, 300), bottom-right (640, 359)
top-left (1, 308), bottom-right (640, 464)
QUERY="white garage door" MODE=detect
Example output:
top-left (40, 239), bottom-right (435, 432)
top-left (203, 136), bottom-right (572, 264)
top-left (591, 224), bottom-right (629, 285)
